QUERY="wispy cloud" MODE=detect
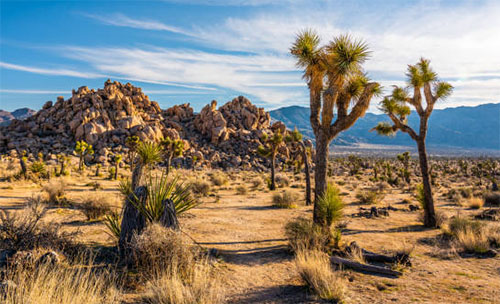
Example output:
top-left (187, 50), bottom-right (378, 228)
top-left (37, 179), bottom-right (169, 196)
top-left (0, 89), bottom-right (69, 94)
top-left (0, 62), bottom-right (101, 78)
top-left (83, 13), bottom-right (195, 36)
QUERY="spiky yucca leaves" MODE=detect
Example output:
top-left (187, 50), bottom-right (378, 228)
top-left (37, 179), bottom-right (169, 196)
top-left (160, 137), bottom-right (185, 176)
top-left (257, 130), bottom-right (284, 191)
top-left (291, 30), bottom-right (380, 225)
top-left (104, 211), bottom-right (122, 241)
top-left (130, 172), bottom-right (198, 223)
top-left (373, 58), bottom-right (453, 228)
top-left (136, 141), bottom-right (162, 168)
top-left (75, 140), bottom-right (94, 171)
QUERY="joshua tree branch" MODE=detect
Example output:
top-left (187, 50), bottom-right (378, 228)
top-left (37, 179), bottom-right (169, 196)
top-left (321, 87), bottom-right (337, 129)
top-left (388, 113), bottom-right (419, 141)
top-left (409, 87), bottom-right (424, 115)
top-left (309, 86), bottom-right (322, 136)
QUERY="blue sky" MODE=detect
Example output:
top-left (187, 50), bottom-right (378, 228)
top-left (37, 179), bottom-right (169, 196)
top-left (1, 0), bottom-right (499, 112)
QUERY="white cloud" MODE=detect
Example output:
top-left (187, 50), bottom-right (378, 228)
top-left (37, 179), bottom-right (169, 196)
top-left (0, 89), bottom-right (69, 94)
top-left (0, 62), bottom-right (102, 78)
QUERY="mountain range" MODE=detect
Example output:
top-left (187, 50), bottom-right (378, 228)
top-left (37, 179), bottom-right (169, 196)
top-left (269, 103), bottom-right (500, 151)
top-left (0, 108), bottom-right (36, 126)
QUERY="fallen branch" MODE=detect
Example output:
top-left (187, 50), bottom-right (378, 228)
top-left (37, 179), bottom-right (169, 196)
top-left (330, 256), bottom-right (402, 277)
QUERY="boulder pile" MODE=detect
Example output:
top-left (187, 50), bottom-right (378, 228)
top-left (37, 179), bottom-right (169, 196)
top-left (0, 80), bottom-right (294, 170)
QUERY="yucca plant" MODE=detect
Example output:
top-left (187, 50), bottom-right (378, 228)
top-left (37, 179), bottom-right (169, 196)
top-left (132, 141), bottom-right (162, 189)
top-left (130, 172), bottom-right (199, 223)
top-left (316, 183), bottom-right (344, 227)
top-left (104, 211), bottom-right (122, 241)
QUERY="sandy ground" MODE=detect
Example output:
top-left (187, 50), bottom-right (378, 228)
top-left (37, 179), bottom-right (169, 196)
top-left (0, 168), bottom-right (499, 303)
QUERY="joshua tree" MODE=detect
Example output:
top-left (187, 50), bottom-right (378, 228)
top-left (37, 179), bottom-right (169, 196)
top-left (373, 58), bottom-right (453, 228)
top-left (132, 141), bottom-right (162, 190)
top-left (397, 151), bottom-right (411, 184)
top-left (257, 130), bottom-right (284, 190)
top-left (160, 137), bottom-right (185, 176)
top-left (291, 31), bottom-right (380, 224)
top-left (111, 154), bottom-right (123, 180)
top-left (125, 135), bottom-right (140, 172)
top-left (286, 128), bottom-right (312, 205)
top-left (17, 149), bottom-right (28, 179)
top-left (57, 154), bottom-right (70, 176)
top-left (75, 140), bottom-right (94, 171)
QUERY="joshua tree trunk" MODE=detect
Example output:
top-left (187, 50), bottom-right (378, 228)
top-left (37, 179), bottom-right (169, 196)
top-left (59, 160), bottom-right (65, 176)
top-left (131, 163), bottom-right (144, 190)
top-left (78, 155), bottom-right (84, 171)
top-left (166, 153), bottom-right (173, 176)
top-left (299, 142), bottom-right (312, 206)
top-left (119, 186), bottom-right (147, 257)
top-left (417, 138), bottom-right (436, 227)
top-left (313, 132), bottom-right (329, 223)
top-left (95, 166), bottom-right (100, 177)
top-left (270, 154), bottom-right (276, 190)
top-left (19, 156), bottom-right (27, 179)
top-left (114, 163), bottom-right (119, 180)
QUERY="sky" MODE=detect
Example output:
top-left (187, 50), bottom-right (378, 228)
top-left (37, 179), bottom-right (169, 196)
top-left (1, 0), bottom-right (499, 112)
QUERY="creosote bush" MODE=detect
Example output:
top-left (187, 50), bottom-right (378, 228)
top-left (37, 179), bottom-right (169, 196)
top-left (77, 194), bottom-right (113, 220)
top-left (355, 189), bottom-right (385, 205)
top-left (295, 249), bottom-right (346, 303)
top-left (209, 172), bottom-right (228, 186)
top-left (272, 191), bottom-right (298, 209)
top-left (275, 174), bottom-right (290, 188)
top-left (188, 179), bottom-right (211, 197)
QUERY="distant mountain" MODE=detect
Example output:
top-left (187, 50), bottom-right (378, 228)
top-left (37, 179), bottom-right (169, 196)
top-left (270, 103), bottom-right (500, 150)
top-left (0, 108), bottom-right (36, 126)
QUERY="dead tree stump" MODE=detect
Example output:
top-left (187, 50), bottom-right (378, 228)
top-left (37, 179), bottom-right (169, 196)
top-left (119, 186), bottom-right (147, 256)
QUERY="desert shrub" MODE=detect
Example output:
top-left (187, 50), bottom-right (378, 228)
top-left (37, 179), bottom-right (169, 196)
top-left (295, 249), bottom-right (346, 303)
top-left (85, 181), bottom-right (102, 191)
top-left (445, 216), bottom-right (493, 254)
top-left (189, 179), bottom-right (211, 197)
top-left (141, 256), bottom-right (225, 304)
top-left (355, 189), bottom-right (384, 205)
top-left (275, 174), bottom-right (290, 188)
top-left (42, 179), bottom-right (67, 205)
top-left (458, 187), bottom-right (473, 199)
top-left (0, 200), bottom-right (77, 254)
top-left (251, 177), bottom-right (264, 189)
top-left (483, 192), bottom-right (500, 206)
top-left (129, 223), bottom-right (199, 276)
top-left (448, 216), bottom-right (483, 236)
top-left (467, 197), bottom-right (484, 209)
top-left (209, 172), bottom-right (228, 186)
top-left (236, 185), bottom-right (248, 195)
top-left (4, 256), bottom-right (120, 304)
top-left (285, 217), bottom-right (334, 253)
top-left (272, 191), bottom-right (297, 208)
top-left (77, 194), bottom-right (113, 220)
top-left (317, 184), bottom-right (345, 227)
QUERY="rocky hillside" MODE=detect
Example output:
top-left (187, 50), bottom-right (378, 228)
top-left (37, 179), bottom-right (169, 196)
top-left (270, 103), bottom-right (500, 150)
top-left (0, 80), bottom-right (297, 170)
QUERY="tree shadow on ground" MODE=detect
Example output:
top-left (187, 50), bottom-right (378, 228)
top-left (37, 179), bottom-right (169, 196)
top-left (231, 284), bottom-right (319, 304)
top-left (218, 244), bottom-right (292, 266)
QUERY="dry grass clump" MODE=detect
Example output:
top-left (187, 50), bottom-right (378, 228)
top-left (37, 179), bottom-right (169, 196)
top-left (42, 178), bottom-right (68, 205)
top-left (129, 223), bottom-right (199, 277)
top-left (467, 197), bottom-right (484, 209)
top-left (209, 172), bottom-right (228, 186)
top-left (251, 177), bottom-right (264, 189)
top-left (189, 179), bottom-right (211, 197)
top-left (236, 185), bottom-right (248, 195)
top-left (0, 199), bottom-right (77, 253)
top-left (355, 189), bottom-right (384, 205)
top-left (141, 257), bottom-right (225, 304)
top-left (285, 217), bottom-right (332, 253)
top-left (132, 224), bottom-right (225, 303)
top-left (275, 174), bottom-right (290, 188)
top-left (295, 249), bottom-right (346, 303)
top-left (444, 216), bottom-right (499, 254)
top-left (4, 256), bottom-right (120, 304)
top-left (76, 193), bottom-right (114, 220)
top-left (272, 191), bottom-right (298, 209)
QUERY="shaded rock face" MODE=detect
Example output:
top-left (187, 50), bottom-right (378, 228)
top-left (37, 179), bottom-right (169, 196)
top-left (0, 81), bottom-right (285, 170)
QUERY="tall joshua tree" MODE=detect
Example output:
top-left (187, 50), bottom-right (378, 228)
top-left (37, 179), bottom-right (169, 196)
top-left (132, 141), bottom-right (162, 190)
top-left (373, 58), bottom-right (453, 228)
top-left (257, 130), bottom-right (284, 190)
top-left (291, 30), bottom-right (380, 224)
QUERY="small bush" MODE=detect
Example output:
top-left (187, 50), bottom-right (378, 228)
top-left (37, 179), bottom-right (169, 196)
top-left (285, 217), bottom-right (333, 253)
top-left (251, 177), bottom-right (264, 189)
top-left (275, 174), bottom-right (290, 188)
top-left (484, 192), bottom-right (500, 206)
top-left (356, 189), bottom-right (384, 205)
top-left (295, 249), bottom-right (346, 303)
top-left (317, 184), bottom-right (345, 227)
top-left (210, 172), bottom-right (228, 186)
top-left (77, 194), bottom-right (113, 220)
top-left (236, 185), bottom-right (248, 195)
top-left (272, 191), bottom-right (297, 209)
top-left (189, 179), bottom-right (211, 197)
top-left (467, 197), bottom-right (484, 209)
top-left (42, 179), bottom-right (67, 205)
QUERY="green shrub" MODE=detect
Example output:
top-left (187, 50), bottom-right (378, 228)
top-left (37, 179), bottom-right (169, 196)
top-left (189, 179), bottom-right (211, 197)
top-left (355, 189), bottom-right (384, 205)
top-left (272, 191), bottom-right (297, 208)
top-left (317, 184), bottom-right (345, 227)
